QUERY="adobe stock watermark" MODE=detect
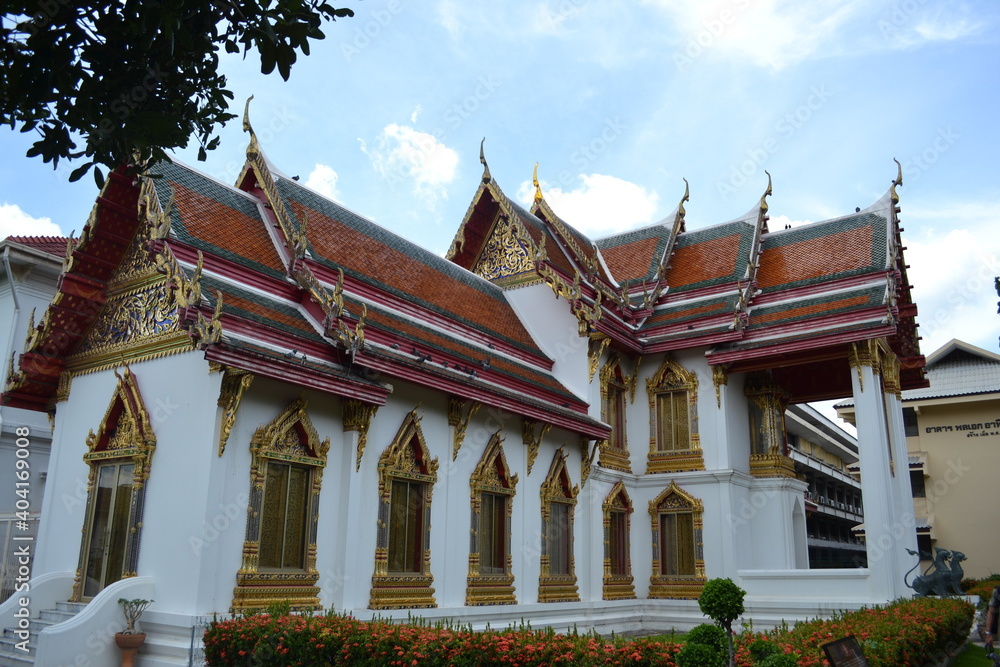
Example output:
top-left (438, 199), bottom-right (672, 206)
top-left (900, 127), bottom-right (959, 183)
top-left (673, 0), bottom-right (752, 73)
top-left (189, 492), bottom-right (250, 556)
top-left (717, 85), bottom-right (833, 201)
top-left (214, 107), bottom-right (298, 183)
top-left (551, 117), bottom-right (627, 191)
top-left (876, 0), bottom-right (928, 40)
top-left (919, 254), bottom-right (999, 345)
top-left (340, 0), bottom-right (403, 63)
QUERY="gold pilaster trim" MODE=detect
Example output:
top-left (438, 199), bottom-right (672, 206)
top-left (521, 418), bottom-right (551, 475)
top-left (217, 368), bottom-right (254, 457)
top-left (344, 398), bottom-right (380, 471)
top-left (450, 397), bottom-right (481, 461)
top-left (712, 365), bottom-right (728, 409)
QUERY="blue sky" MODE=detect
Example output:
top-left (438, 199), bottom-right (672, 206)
top-left (2, 0), bottom-right (998, 366)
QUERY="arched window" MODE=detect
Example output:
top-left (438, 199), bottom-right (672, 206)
top-left (467, 431), bottom-right (518, 606)
top-left (74, 369), bottom-right (156, 602)
top-left (648, 482), bottom-right (706, 599)
top-left (538, 447), bottom-right (579, 602)
top-left (370, 408), bottom-right (438, 609)
top-left (599, 354), bottom-right (632, 473)
top-left (646, 356), bottom-right (702, 474)
top-left (602, 481), bottom-right (635, 600)
top-left (232, 395), bottom-right (329, 612)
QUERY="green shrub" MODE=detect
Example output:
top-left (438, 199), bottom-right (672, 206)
top-left (758, 654), bottom-right (798, 667)
top-left (747, 638), bottom-right (780, 661)
top-left (687, 623), bottom-right (727, 654)
top-left (699, 578), bottom-right (746, 630)
top-left (676, 641), bottom-right (725, 667)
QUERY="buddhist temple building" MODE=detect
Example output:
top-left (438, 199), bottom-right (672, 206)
top-left (0, 106), bottom-right (925, 666)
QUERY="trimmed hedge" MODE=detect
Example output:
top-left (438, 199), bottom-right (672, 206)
top-left (203, 596), bottom-right (974, 667)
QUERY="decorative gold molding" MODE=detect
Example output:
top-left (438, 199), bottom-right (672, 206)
top-left (343, 398), bottom-right (380, 471)
top-left (521, 418), bottom-right (551, 475)
top-left (598, 355), bottom-right (632, 473)
top-left (232, 395), bottom-right (329, 613)
top-left (646, 355), bottom-right (703, 474)
top-left (588, 335), bottom-right (611, 383)
top-left (449, 397), bottom-right (481, 461)
top-left (538, 447), bottom-right (579, 603)
top-left (72, 369), bottom-right (157, 601)
top-left (217, 368), bottom-right (254, 457)
top-left (712, 365), bottom-right (728, 409)
top-left (467, 431), bottom-right (518, 606)
top-left (472, 216), bottom-right (538, 286)
top-left (648, 482), bottom-right (706, 599)
top-left (370, 408), bottom-right (438, 609)
top-left (580, 438), bottom-right (597, 488)
top-left (602, 481), bottom-right (635, 600)
top-left (848, 339), bottom-right (879, 391)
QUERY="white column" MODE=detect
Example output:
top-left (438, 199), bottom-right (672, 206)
top-left (883, 382), bottom-right (919, 559)
top-left (849, 341), bottom-right (909, 599)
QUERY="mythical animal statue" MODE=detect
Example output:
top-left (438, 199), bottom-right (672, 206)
top-left (904, 547), bottom-right (966, 597)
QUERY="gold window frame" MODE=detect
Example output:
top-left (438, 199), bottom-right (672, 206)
top-left (232, 396), bottom-right (329, 613)
top-left (467, 431), bottom-right (518, 606)
top-left (602, 481), bottom-right (635, 600)
top-left (73, 369), bottom-right (156, 602)
top-left (646, 356), bottom-right (703, 474)
top-left (598, 354), bottom-right (632, 473)
top-left (744, 372), bottom-right (795, 478)
top-left (370, 408), bottom-right (439, 609)
top-left (648, 482), bottom-right (706, 599)
top-left (538, 446), bottom-right (579, 603)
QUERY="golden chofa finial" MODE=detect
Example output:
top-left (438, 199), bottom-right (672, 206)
top-left (480, 138), bottom-right (491, 183)
top-left (759, 170), bottom-right (772, 217)
top-left (533, 162), bottom-right (543, 204)
top-left (890, 157), bottom-right (903, 206)
top-left (676, 178), bottom-right (690, 231)
top-left (242, 95), bottom-right (255, 135)
top-left (243, 95), bottom-right (259, 158)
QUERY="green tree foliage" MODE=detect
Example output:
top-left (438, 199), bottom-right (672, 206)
top-left (686, 623), bottom-right (728, 655)
top-left (1, 0), bottom-right (353, 185)
top-left (698, 577), bottom-right (747, 667)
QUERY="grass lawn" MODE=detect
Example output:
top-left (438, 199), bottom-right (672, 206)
top-left (955, 644), bottom-right (997, 666)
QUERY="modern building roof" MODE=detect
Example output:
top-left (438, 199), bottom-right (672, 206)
top-left (900, 339), bottom-right (1000, 401)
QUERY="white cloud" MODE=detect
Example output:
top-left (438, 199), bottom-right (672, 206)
top-left (0, 203), bottom-right (63, 240)
top-left (769, 214), bottom-right (813, 231)
top-left (647, 0), bottom-right (862, 70)
top-left (361, 124), bottom-right (459, 209)
top-left (903, 205), bottom-right (1000, 353)
top-left (437, 0), bottom-right (462, 38)
top-left (913, 18), bottom-right (980, 42)
top-left (304, 164), bottom-right (341, 201)
top-left (410, 105), bottom-right (422, 124)
top-left (517, 174), bottom-right (660, 237)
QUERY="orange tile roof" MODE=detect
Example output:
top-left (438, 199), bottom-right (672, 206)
top-left (664, 232), bottom-right (743, 289)
top-left (757, 226), bottom-right (874, 289)
top-left (5, 235), bottom-right (68, 257)
top-left (600, 236), bottom-right (660, 282)
top-left (751, 295), bottom-right (872, 325)
top-left (171, 182), bottom-right (286, 275)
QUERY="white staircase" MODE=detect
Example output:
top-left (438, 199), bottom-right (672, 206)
top-left (0, 600), bottom-right (86, 666)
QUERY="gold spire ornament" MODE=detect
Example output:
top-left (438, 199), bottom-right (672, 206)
top-left (480, 138), bottom-right (491, 183)
top-left (890, 157), bottom-right (903, 206)
top-left (533, 163), bottom-right (543, 203)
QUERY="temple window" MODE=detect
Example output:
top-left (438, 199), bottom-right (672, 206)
top-left (602, 481), bottom-right (635, 600)
top-left (538, 447), bottom-right (579, 602)
top-left (646, 356), bottom-right (703, 473)
top-left (648, 482), bottom-right (706, 599)
top-left (467, 432), bottom-right (518, 605)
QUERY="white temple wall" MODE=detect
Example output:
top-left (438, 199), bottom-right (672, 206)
top-left (503, 283), bottom-right (589, 401)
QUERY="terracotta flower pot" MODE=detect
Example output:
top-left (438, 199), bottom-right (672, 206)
top-left (115, 632), bottom-right (146, 667)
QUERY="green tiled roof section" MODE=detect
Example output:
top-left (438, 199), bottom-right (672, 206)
top-left (746, 284), bottom-right (886, 330)
top-left (758, 212), bottom-right (888, 291)
top-left (669, 221), bottom-right (755, 294)
top-left (201, 275), bottom-right (326, 344)
top-left (149, 161), bottom-right (287, 280)
top-left (274, 178), bottom-right (547, 358)
top-left (638, 294), bottom-right (739, 331)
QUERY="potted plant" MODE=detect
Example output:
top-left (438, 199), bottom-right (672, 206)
top-left (115, 598), bottom-right (153, 660)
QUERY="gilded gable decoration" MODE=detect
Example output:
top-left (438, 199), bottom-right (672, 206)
top-left (646, 355), bottom-right (703, 474)
top-left (72, 368), bottom-right (157, 601)
top-left (521, 418), bottom-right (551, 475)
top-left (343, 398), bottom-right (380, 471)
top-left (370, 407), bottom-right (439, 609)
top-left (471, 216), bottom-right (538, 286)
top-left (467, 430), bottom-right (518, 606)
top-left (217, 368), bottom-right (254, 457)
top-left (602, 481), bottom-right (635, 600)
top-left (648, 482), bottom-right (705, 599)
top-left (232, 395), bottom-right (330, 612)
top-left (538, 447), bottom-right (580, 602)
